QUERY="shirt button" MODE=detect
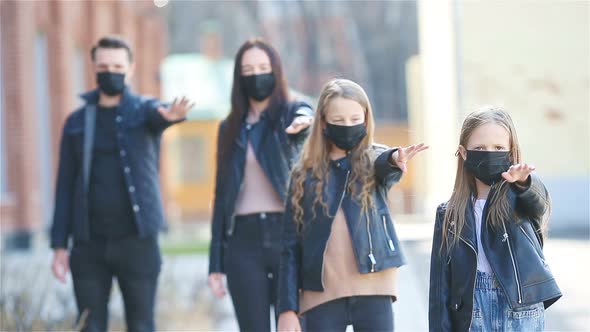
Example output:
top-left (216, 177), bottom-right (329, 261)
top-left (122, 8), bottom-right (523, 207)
top-left (124, 167), bottom-right (130, 173)
top-left (133, 205), bottom-right (140, 212)
top-left (129, 186), bottom-right (135, 193)
top-left (120, 150), bottom-right (126, 157)
top-left (116, 115), bottom-right (123, 123)
top-left (336, 163), bottom-right (341, 168)
top-left (246, 124), bottom-right (252, 130)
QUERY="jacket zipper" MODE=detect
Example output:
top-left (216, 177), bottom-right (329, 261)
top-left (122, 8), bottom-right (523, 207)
top-left (227, 179), bottom-right (245, 236)
top-left (382, 215), bottom-right (395, 251)
top-left (502, 221), bottom-right (523, 304)
top-left (228, 127), bottom-right (250, 236)
top-left (320, 170), bottom-right (350, 288)
top-left (367, 211), bottom-right (376, 272)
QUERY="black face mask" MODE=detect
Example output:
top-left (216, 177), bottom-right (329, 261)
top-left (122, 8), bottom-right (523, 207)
top-left (463, 150), bottom-right (512, 185)
top-left (241, 73), bottom-right (276, 101)
top-left (324, 123), bottom-right (367, 151)
top-left (96, 71), bottom-right (126, 96)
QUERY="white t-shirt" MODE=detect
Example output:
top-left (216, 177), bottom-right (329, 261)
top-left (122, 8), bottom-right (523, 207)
top-left (474, 199), bottom-right (494, 274)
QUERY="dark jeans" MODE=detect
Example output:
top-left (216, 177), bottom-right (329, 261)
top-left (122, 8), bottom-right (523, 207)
top-left (224, 212), bottom-right (283, 332)
top-left (69, 235), bottom-right (161, 332)
top-left (304, 296), bottom-right (394, 332)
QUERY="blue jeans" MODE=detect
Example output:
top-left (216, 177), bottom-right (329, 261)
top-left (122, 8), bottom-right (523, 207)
top-left (471, 271), bottom-right (544, 332)
top-left (304, 296), bottom-right (394, 332)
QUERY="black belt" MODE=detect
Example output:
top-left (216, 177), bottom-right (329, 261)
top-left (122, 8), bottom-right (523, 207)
top-left (234, 211), bottom-right (283, 222)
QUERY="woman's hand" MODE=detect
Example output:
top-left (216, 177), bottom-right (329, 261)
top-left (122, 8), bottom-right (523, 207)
top-left (278, 311), bottom-right (302, 332)
top-left (285, 116), bottom-right (313, 134)
top-left (390, 143), bottom-right (429, 172)
top-left (207, 273), bottom-right (227, 299)
top-left (502, 163), bottom-right (535, 185)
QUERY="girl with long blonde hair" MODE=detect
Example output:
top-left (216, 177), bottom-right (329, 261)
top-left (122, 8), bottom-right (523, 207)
top-left (428, 107), bottom-right (561, 332)
top-left (277, 78), bottom-right (427, 331)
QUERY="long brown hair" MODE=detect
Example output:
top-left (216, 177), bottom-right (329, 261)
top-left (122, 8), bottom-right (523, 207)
top-left (441, 106), bottom-right (549, 251)
top-left (219, 38), bottom-right (289, 173)
top-left (290, 79), bottom-right (376, 227)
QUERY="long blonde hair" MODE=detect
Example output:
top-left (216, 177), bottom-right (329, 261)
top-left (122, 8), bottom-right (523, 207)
top-left (441, 106), bottom-right (550, 251)
top-left (290, 79), bottom-right (376, 227)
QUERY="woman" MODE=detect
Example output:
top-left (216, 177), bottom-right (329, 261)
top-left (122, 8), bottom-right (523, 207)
top-left (207, 38), bottom-right (314, 332)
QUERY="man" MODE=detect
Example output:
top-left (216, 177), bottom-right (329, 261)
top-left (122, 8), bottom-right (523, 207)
top-left (50, 36), bottom-right (193, 332)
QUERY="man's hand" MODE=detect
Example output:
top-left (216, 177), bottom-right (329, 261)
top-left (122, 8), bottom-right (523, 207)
top-left (52, 248), bottom-right (69, 283)
top-left (208, 273), bottom-right (227, 299)
top-left (157, 96), bottom-right (195, 122)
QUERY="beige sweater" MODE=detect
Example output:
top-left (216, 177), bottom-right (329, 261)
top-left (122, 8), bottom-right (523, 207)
top-left (299, 208), bottom-right (398, 314)
top-left (234, 141), bottom-right (284, 215)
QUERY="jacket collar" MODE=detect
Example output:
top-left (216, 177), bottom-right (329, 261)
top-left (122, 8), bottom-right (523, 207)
top-left (329, 153), bottom-right (352, 171)
top-left (79, 86), bottom-right (135, 109)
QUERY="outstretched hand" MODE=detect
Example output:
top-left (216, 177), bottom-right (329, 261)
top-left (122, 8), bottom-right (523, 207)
top-left (285, 116), bottom-right (313, 134)
top-left (502, 163), bottom-right (535, 185)
top-left (157, 96), bottom-right (195, 121)
top-left (391, 143), bottom-right (429, 172)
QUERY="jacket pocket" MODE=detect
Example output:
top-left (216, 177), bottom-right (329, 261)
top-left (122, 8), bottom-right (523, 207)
top-left (519, 223), bottom-right (545, 262)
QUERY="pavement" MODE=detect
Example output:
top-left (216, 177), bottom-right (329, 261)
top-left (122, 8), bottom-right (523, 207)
top-left (212, 221), bottom-right (590, 332)
top-left (1, 221), bottom-right (587, 331)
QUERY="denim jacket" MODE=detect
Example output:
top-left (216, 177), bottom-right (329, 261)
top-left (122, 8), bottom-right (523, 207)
top-left (50, 88), bottom-right (182, 248)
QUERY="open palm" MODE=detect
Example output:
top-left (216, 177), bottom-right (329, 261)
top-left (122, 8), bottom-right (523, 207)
top-left (392, 143), bottom-right (429, 172)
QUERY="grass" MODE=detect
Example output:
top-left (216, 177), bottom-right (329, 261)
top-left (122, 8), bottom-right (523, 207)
top-left (161, 240), bottom-right (210, 255)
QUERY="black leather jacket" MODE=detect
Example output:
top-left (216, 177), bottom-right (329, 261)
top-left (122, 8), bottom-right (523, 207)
top-left (277, 145), bottom-right (407, 314)
top-left (208, 101), bottom-right (313, 274)
top-left (428, 174), bottom-right (561, 332)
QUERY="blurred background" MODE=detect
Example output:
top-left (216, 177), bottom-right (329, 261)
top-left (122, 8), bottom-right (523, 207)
top-left (0, 0), bottom-right (588, 331)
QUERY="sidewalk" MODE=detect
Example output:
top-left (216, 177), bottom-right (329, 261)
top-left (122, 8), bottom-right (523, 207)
top-left (395, 221), bottom-right (590, 332)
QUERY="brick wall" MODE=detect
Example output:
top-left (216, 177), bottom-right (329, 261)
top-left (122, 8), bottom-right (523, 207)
top-left (0, 0), bottom-right (167, 240)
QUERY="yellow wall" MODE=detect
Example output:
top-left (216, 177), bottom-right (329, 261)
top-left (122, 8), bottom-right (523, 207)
top-left (162, 120), bottom-right (220, 221)
top-left (375, 124), bottom-right (414, 213)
